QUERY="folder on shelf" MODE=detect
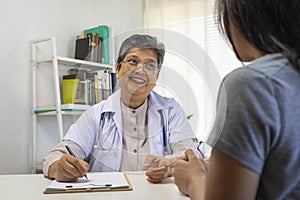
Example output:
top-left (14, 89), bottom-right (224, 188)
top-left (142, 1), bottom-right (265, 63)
top-left (62, 73), bottom-right (88, 105)
top-left (44, 172), bottom-right (133, 194)
top-left (62, 79), bottom-right (79, 104)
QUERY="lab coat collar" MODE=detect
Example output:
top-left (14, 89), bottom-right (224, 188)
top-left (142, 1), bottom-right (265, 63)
top-left (99, 90), bottom-right (122, 135)
top-left (148, 90), bottom-right (170, 112)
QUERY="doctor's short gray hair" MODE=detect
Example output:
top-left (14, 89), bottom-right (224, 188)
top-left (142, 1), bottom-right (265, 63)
top-left (117, 34), bottom-right (165, 69)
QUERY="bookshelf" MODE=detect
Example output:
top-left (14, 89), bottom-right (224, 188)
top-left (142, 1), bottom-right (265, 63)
top-left (30, 37), bottom-right (114, 173)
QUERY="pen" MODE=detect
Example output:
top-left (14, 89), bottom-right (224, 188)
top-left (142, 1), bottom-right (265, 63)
top-left (162, 125), bottom-right (167, 155)
top-left (158, 109), bottom-right (168, 156)
top-left (65, 144), bottom-right (88, 179)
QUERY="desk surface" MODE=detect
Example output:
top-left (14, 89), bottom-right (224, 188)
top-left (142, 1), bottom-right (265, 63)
top-left (0, 172), bottom-right (189, 200)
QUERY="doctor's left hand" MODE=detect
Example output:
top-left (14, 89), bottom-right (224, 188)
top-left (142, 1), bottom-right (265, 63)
top-left (144, 155), bottom-right (174, 183)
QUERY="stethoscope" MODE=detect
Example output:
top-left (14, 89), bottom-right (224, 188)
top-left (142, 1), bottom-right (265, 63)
top-left (93, 113), bottom-right (116, 151)
top-left (93, 110), bottom-right (168, 154)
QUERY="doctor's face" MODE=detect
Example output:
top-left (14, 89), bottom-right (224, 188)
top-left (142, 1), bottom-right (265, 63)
top-left (116, 48), bottom-right (159, 103)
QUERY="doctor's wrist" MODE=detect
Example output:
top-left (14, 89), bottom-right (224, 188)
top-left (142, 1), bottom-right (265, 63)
top-left (48, 161), bottom-right (59, 179)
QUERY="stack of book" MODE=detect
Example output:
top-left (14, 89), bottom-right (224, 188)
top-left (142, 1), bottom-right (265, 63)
top-left (75, 25), bottom-right (111, 64)
top-left (75, 33), bottom-right (102, 63)
top-left (62, 69), bottom-right (117, 106)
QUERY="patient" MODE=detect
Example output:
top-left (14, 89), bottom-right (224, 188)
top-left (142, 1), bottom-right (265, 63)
top-left (172, 0), bottom-right (300, 199)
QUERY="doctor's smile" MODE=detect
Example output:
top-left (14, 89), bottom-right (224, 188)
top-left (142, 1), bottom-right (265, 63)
top-left (117, 48), bottom-right (159, 99)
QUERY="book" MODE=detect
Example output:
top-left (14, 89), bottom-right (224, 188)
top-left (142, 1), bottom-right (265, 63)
top-left (110, 72), bottom-right (117, 93)
top-left (87, 32), bottom-right (100, 62)
top-left (86, 72), bottom-right (100, 105)
top-left (75, 33), bottom-right (101, 62)
top-left (75, 34), bottom-right (89, 61)
top-left (84, 25), bottom-right (110, 64)
top-left (91, 32), bottom-right (102, 63)
top-left (94, 73), bottom-right (99, 103)
top-left (43, 172), bottom-right (133, 194)
top-left (101, 70), bottom-right (111, 100)
top-left (62, 73), bottom-right (86, 81)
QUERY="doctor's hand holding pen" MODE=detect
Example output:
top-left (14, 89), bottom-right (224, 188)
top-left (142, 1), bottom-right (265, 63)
top-left (47, 145), bottom-right (89, 182)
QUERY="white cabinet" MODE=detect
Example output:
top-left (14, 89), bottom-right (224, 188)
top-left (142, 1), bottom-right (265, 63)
top-left (30, 37), bottom-right (114, 173)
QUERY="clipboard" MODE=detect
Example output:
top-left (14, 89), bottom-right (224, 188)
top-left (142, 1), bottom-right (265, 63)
top-left (43, 172), bottom-right (133, 194)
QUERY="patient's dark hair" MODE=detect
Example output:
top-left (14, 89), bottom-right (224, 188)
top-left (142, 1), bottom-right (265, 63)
top-left (216, 0), bottom-right (300, 70)
top-left (116, 34), bottom-right (165, 70)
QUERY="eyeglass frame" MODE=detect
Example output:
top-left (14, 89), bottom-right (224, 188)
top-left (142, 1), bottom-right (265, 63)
top-left (120, 58), bottom-right (160, 75)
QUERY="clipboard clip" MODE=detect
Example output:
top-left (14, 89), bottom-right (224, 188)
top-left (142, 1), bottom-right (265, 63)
top-left (65, 184), bottom-right (112, 192)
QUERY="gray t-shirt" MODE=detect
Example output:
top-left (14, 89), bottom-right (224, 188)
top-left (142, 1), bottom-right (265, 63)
top-left (208, 53), bottom-right (300, 199)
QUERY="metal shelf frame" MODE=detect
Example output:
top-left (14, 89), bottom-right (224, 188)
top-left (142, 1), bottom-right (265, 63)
top-left (30, 37), bottom-right (113, 173)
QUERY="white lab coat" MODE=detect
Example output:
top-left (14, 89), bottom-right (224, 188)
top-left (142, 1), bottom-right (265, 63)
top-left (64, 90), bottom-right (196, 172)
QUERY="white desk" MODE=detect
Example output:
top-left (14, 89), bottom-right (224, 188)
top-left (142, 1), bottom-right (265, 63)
top-left (0, 172), bottom-right (189, 200)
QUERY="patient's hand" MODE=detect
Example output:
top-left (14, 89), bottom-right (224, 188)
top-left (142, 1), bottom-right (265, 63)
top-left (144, 155), bottom-right (174, 183)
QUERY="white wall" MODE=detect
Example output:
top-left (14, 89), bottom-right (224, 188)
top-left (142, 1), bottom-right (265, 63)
top-left (0, 0), bottom-right (143, 174)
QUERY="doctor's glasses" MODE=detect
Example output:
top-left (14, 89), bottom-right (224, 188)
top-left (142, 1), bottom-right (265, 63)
top-left (121, 58), bottom-right (160, 75)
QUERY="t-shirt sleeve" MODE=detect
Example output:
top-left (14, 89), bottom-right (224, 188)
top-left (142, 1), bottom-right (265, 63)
top-left (207, 68), bottom-right (280, 174)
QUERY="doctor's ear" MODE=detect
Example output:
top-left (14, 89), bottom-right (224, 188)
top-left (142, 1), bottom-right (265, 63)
top-left (116, 63), bottom-right (121, 80)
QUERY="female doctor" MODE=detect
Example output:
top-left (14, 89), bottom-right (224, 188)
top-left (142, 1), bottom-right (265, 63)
top-left (42, 34), bottom-right (198, 183)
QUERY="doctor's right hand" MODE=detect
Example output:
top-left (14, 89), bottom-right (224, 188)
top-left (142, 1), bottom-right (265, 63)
top-left (48, 154), bottom-right (89, 182)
